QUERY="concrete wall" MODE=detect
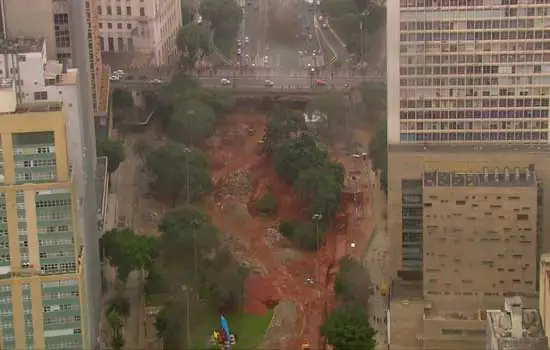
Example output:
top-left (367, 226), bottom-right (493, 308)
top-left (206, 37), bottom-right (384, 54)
top-left (540, 254), bottom-right (550, 349)
top-left (2, 0), bottom-right (57, 60)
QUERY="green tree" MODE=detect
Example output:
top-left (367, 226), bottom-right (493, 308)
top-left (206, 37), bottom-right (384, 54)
top-left (169, 99), bottom-right (216, 146)
top-left (112, 88), bottom-right (133, 109)
top-left (146, 144), bottom-right (212, 205)
top-left (107, 311), bottom-right (125, 350)
top-left (319, 0), bottom-right (357, 18)
top-left (201, 249), bottom-right (247, 312)
top-left (155, 299), bottom-right (188, 350)
top-left (262, 107), bottom-right (306, 155)
top-left (255, 191), bottom-right (278, 215)
top-left (334, 257), bottom-right (372, 304)
top-left (200, 0), bottom-right (242, 55)
top-left (191, 88), bottom-right (234, 115)
top-left (181, 4), bottom-right (194, 26)
top-left (293, 222), bottom-right (323, 251)
top-left (97, 138), bottom-right (125, 174)
top-left (321, 304), bottom-right (377, 350)
top-left (103, 228), bottom-right (157, 282)
top-left (295, 164), bottom-right (344, 218)
top-left (358, 82), bottom-right (386, 119)
top-left (306, 92), bottom-right (346, 138)
top-left (176, 23), bottom-right (212, 69)
top-left (158, 204), bottom-right (220, 272)
top-left (159, 72), bottom-right (200, 106)
top-left (368, 118), bottom-right (387, 192)
top-left (274, 133), bottom-right (328, 184)
top-left (107, 291), bottom-right (131, 319)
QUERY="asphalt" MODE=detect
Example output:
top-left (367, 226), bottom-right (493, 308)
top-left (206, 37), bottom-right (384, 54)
top-left (111, 75), bottom-right (382, 90)
top-left (317, 21), bottom-right (349, 62)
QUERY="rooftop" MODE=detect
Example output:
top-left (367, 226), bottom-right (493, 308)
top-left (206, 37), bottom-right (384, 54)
top-left (487, 297), bottom-right (548, 350)
top-left (12, 102), bottom-right (63, 114)
top-left (423, 168), bottom-right (537, 188)
top-left (0, 37), bottom-right (44, 54)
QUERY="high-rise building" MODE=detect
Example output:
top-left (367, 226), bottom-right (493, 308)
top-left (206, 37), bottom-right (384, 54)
top-left (0, 0), bottom-right (106, 115)
top-left (97, 0), bottom-right (182, 66)
top-left (385, 0), bottom-right (550, 348)
top-left (0, 99), bottom-right (87, 350)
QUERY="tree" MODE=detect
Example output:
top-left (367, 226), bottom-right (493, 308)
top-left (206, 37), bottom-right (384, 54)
top-left (107, 291), bottom-right (131, 319)
top-left (107, 311), bottom-right (125, 350)
top-left (112, 88), bottom-right (133, 109)
top-left (146, 144), bottom-right (212, 205)
top-left (255, 191), bottom-right (278, 215)
top-left (176, 23), bottom-right (212, 69)
top-left (368, 118), bottom-right (387, 192)
top-left (358, 82), bottom-right (386, 119)
top-left (320, 304), bottom-right (377, 350)
top-left (274, 133), bottom-right (328, 184)
top-left (103, 228), bottom-right (157, 282)
top-left (191, 88), bottom-right (234, 115)
top-left (156, 299), bottom-right (188, 350)
top-left (319, 0), bottom-right (357, 18)
top-left (158, 204), bottom-right (220, 271)
top-left (295, 165), bottom-right (344, 218)
top-left (181, 3), bottom-right (194, 26)
top-left (97, 138), bottom-right (125, 174)
top-left (293, 222), bottom-right (323, 251)
top-left (262, 107), bottom-right (306, 155)
top-left (159, 72), bottom-right (200, 106)
top-left (201, 249), bottom-right (247, 312)
top-left (306, 92), bottom-right (346, 138)
top-left (334, 257), bottom-right (373, 304)
top-left (169, 99), bottom-right (217, 146)
top-left (200, 0), bottom-right (242, 55)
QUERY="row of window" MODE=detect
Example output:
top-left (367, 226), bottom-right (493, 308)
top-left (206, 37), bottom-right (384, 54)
top-left (400, 19), bottom-right (550, 31)
top-left (401, 65), bottom-right (547, 75)
top-left (399, 131), bottom-right (549, 141)
top-left (15, 172), bottom-right (56, 182)
top-left (40, 251), bottom-right (74, 259)
top-left (41, 262), bottom-right (76, 274)
top-left (37, 212), bottom-right (72, 221)
top-left (38, 225), bottom-right (71, 234)
top-left (100, 22), bottom-right (133, 30)
top-left (401, 32), bottom-right (550, 42)
top-left (403, 55), bottom-right (550, 65)
top-left (15, 159), bottom-right (57, 168)
top-left (100, 36), bottom-right (134, 52)
top-left (46, 339), bottom-right (81, 350)
top-left (39, 239), bottom-right (73, 247)
top-left (400, 77), bottom-right (546, 87)
top-left (401, 0), bottom-right (550, 7)
top-left (43, 304), bottom-right (76, 313)
top-left (98, 4), bottom-right (145, 16)
top-left (400, 98), bottom-right (550, 108)
top-left (401, 120), bottom-right (550, 130)
top-left (42, 291), bottom-right (79, 301)
top-left (402, 42), bottom-right (550, 54)
top-left (35, 199), bottom-right (71, 208)
top-left (13, 146), bottom-right (55, 156)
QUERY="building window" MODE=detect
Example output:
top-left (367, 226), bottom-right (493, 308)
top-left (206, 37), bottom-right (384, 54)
top-left (99, 23), bottom-right (103, 29)
top-left (128, 38), bottom-right (134, 51)
top-left (17, 55), bottom-right (26, 62)
top-left (108, 23), bottom-right (112, 29)
top-left (9, 68), bottom-right (18, 74)
top-left (140, 7), bottom-right (145, 16)
top-left (97, 5), bottom-right (102, 15)
top-left (108, 37), bottom-right (114, 51)
top-left (99, 36), bottom-right (105, 50)
top-left (117, 37), bottom-right (124, 51)
top-left (126, 6), bottom-right (131, 15)
top-left (127, 23), bottom-right (132, 29)
top-left (116, 6), bottom-right (121, 15)
top-left (107, 6), bottom-right (112, 15)
top-left (117, 23), bottom-right (122, 29)
top-left (53, 13), bottom-right (69, 25)
top-left (55, 28), bottom-right (71, 48)
top-left (33, 91), bottom-right (48, 100)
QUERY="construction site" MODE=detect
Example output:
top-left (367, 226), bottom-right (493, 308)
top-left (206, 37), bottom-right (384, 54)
top-left (105, 107), bottom-right (380, 349)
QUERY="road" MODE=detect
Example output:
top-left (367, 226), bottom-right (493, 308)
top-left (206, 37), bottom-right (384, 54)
top-left (364, 169), bottom-right (390, 349)
top-left (111, 75), bottom-right (383, 90)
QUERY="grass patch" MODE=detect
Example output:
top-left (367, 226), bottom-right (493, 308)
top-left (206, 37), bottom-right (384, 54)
top-left (192, 310), bottom-right (274, 349)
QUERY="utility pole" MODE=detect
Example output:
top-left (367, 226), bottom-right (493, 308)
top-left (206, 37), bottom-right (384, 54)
top-left (312, 213), bottom-right (323, 296)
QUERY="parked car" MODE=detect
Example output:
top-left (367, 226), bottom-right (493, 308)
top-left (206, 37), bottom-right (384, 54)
top-left (264, 79), bottom-right (274, 87)
top-left (109, 75), bottom-right (120, 81)
top-left (315, 79), bottom-right (327, 87)
top-left (220, 78), bottom-right (231, 85)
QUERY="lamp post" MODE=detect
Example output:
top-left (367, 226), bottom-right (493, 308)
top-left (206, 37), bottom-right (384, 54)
top-left (181, 285), bottom-right (191, 348)
top-left (312, 213), bottom-right (323, 295)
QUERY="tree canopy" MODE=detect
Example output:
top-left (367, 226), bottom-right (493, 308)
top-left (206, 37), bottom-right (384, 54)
top-left (176, 23), bottom-right (212, 69)
top-left (102, 228), bottom-right (157, 282)
top-left (112, 88), bottom-right (133, 110)
top-left (334, 257), bottom-right (373, 304)
top-left (306, 92), bottom-right (346, 139)
top-left (96, 138), bottom-right (125, 174)
top-left (169, 99), bottom-right (216, 145)
top-left (274, 133), bottom-right (328, 184)
top-left (321, 304), bottom-right (377, 350)
top-left (145, 143), bottom-right (212, 206)
top-left (200, 0), bottom-right (242, 55)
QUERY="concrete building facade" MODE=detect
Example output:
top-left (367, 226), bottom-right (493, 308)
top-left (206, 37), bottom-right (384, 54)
top-left (0, 103), bottom-right (89, 350)
top-left (97, 0), bottom-right (182, 65)
top-left (539, 254), bottom-right (550, 348)
top-left (0, 0), bottom-right (105, 114)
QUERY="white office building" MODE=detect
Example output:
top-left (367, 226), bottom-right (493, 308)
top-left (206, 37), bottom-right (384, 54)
top-left (97, 0), bottom-right (182, 65)
top-left (386, 0), bottom-right (550, 145)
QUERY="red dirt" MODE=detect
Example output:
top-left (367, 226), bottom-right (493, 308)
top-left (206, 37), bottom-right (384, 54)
top-left (202, 113), bottom-right (374, 349)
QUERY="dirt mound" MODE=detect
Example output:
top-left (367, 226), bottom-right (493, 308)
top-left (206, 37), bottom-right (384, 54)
top-left (245, 275), bottom-right (280, 315)
top-left (259, 301), bottom-right (298, 350)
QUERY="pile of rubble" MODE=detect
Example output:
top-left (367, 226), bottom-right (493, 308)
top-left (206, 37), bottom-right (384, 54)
top-left (264, 227), bottom-right (283, 247)
top-left (223, 170), bottom-right (252, 197)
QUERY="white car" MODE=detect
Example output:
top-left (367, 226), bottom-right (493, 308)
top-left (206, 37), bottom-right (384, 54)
top-left (244, 36), bottom-right (249, 43)
top-left (264, 79), bottom-right (274, 87)
top-left (113, 70), bottom-right (125, 76)
top-left (220, 78), bottom-right (231, 85)
top-left (237, 48), bottom-right (242, 55)
top-left (109, 75), bottom-right (120, 81)
top-left (263, 55), bottom-right (269, 62)
top-left (150, 79), bottom-right (163, 84)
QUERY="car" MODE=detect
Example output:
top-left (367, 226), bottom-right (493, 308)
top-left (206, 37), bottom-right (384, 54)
top-left (109, 75), bottom-right (120, 81)
top-left (263, 55), bottom-right (269, 61)
top-left (244, 36), bottom-right (249, 43)
top-left (322, 22), bottom-right (328, 29)
top-left (237, 48), bottom-right (242, 55)
top-left (315, 79), bottom-right (327, 87)
top-left (113, 69), bottom-right (125, 76)
top-left (220, 78), bottom-right (231, 85)
top-left (150, 79), bottom-right (163, 84)
top-left (264, 79), bottom-right (274, 87)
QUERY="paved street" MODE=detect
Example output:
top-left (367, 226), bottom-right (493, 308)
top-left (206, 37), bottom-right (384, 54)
top-left (317, 20), bottom-right (349, 63)
top-left (364, 169), bottom-right (390, 349)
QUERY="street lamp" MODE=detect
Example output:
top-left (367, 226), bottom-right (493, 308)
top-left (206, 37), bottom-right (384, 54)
top-left (181, 285), bottom-right (191, 348)
top-left (312, 213), bottom-right (323, 293)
